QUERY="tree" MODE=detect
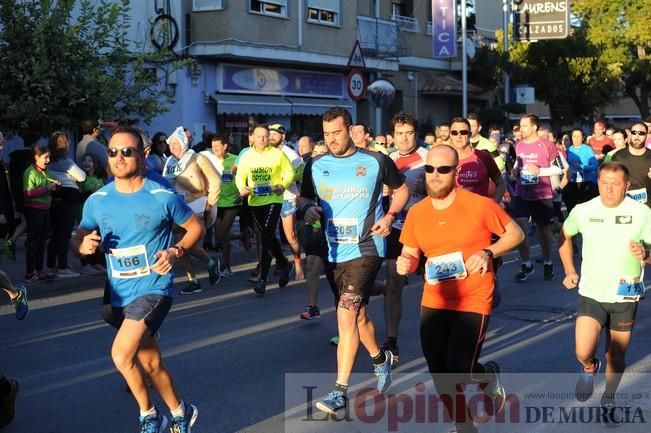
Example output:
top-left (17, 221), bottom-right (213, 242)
top-left (0, 0), bottom-right (185, 135)
top-left (573, 0), bottom-right (651, 118)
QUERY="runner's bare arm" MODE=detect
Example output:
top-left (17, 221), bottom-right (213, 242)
top-left (71, 227), bottom-right (101, 257)
top-left (371, 183), bottom-right (409, 237)
top-left (559, 228), bottom-right (579, 289)
top-left (150, 213), bottom-right (204, 275)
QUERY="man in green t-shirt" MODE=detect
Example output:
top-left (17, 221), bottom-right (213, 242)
top-left (559, 162), bottom-right (651, 424)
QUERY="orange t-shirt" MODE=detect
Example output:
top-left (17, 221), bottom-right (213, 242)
top-left (400, 188), bottom-right (511, 315)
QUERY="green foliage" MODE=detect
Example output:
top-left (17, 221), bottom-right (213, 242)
top-left (0, 0), bottom-right (186, 135)
top-left (573, 0), bottom-right (651, 117)
top-left (506, 24), bottom-right (618, 127)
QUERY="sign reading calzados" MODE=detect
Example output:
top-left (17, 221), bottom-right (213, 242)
top-left (513, 0), bottom-right (570, 41)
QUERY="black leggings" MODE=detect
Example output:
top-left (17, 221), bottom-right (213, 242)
top-left (250, 203), bottom-right (288, 280)
top-left (24, 207), bottom-right (50, 275)
top-left (47, 190), bottom-right (80, 269)
top-left (420, 307), bottom-right (490, 430)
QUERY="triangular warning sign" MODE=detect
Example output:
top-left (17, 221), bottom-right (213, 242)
top-left (347, 40), bottom-right (366, 69)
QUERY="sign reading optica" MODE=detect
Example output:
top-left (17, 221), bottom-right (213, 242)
top-left (513, 0), bottom-right (570, 41)
top-left (431, 0), bottom-right (457, 58)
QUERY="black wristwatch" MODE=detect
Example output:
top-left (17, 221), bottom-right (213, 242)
top-left (482, 248), bottom-right (494, 259)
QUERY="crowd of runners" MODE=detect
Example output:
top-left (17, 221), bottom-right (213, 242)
top-left (2, 110), bottom-right (651, 433)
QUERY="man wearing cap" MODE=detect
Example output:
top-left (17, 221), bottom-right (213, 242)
top-left (163, 126), bottom-right (222, 294)
top-left (269, 123), bottom-right (305, 281)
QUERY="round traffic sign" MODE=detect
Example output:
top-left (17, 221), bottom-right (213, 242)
top-left (347, 69), bottom-right (366, 101)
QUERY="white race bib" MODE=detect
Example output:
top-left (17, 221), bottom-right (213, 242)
top-left (425, 252), bottom-right (467, 285)
top-left (520, 171), bottom-right (539, 185)
top-left (109, 245), bottom-right (151, 279)
top-left (253, 183), bottom-right (273, 196)
top-left (326, 218), bottom-right (359, 244)
top-left (616, 276), bottom-right (644, 299)
top-left (627, 188), bottom-right (648, 204)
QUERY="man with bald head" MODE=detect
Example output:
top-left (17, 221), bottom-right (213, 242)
top-left (396, 145), bottom-right (524, 432)
top-left (297, 136), bottom-right (315, 159)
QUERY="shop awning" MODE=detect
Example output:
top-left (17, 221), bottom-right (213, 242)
top-left (286, 97), bottom-right (355, 116)
top-left (213, 94), bottom-right (292, 116)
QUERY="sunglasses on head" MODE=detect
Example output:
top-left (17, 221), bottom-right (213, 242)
top-left (630, 130), bottom-right (647, 136)
top-left (450, 130), bottom-right (470, 136)
top-left (107, 147), bottom-right (137, 158)
top-left (424, 164), bottom-right (456, 174)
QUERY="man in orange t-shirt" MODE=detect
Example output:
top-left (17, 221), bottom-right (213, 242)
top-left (397, 145), bottom-right (524, 433)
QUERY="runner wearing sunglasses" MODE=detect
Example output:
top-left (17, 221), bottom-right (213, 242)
top-left (396, 144), bottom-right (524, 433)
top-left (611, 122), bottom-right (651, 207)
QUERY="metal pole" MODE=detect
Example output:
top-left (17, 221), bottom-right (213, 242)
top-left (461, 0), bottom-right (467, 116)
top-left (503, 0), bottom-right (510, 104)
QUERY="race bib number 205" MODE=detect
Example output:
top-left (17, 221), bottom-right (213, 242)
top-left (326, 218), bottom-right (359, 244)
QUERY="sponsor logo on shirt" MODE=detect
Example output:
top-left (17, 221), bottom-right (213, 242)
top-left (589, 218), bottom-right (604, 223)
top-left (616, 215), bottom-right (633, 224)
top-left (356, 165), bottom-right (367, 177)
top-left (322, 170), bottom-right (330, 177)
top-left (318, 184), bottom-right (370, 201)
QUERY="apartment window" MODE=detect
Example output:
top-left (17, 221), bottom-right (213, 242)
top-left (193, 0), bottom-right (224, 11)
top-left (307, 0), bottom-right (339, 25)
top-left (250, 0), bottom-right (287, 17)
top-left (391, 0), bottom-right (414, 18)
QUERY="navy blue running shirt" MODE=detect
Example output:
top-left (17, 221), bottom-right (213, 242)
top-left (301, 148), bottom-right (405, 263)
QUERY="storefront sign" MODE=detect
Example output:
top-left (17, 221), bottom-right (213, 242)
top-left (218, 64), bottom-right (344, 98)
top-left (432, 0), bottom-right (457, 58)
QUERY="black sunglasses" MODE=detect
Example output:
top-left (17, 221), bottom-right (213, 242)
top-left (630, 130), bottom-right (647, 136)
top-left (424, 164), bottom-right (456, 174)
top-left (107, 147), bottom-right (138, 158)
top-left (450, 130), bottom-right (470, 136)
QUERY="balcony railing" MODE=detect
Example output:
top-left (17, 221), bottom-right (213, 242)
top-left (357, 16), bottom-right (403, 57)
top-left (391, 14), bottom-right (420, 33)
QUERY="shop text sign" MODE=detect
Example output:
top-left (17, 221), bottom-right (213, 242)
top-left (218, 64), bottom-right (343, 98)
top-left (431, 0), bottom-right (457, 58)
top-left (513, 0), bottom-right (570, 41)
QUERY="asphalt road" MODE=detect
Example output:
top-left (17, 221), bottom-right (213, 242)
top-left (2, 238), bottom-right (651, 433)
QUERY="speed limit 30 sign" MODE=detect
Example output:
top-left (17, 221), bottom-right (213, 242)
top-left (347, 69), bottom-right (366, 101)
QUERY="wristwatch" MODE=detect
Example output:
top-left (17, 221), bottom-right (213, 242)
top-left (482, 248), bottom-right (494, 259)
top-left (169, 245), bottom-right (184, 258)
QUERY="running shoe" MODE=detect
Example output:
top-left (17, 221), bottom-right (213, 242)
top-left (380, 339), bottom-right (400, 367)
top-left (10, 286), bottom-right (28, 321)
top-left (373, 350), bottom-right (393, 393)
top-left (543, 263), bottom-right (555, 281)
top-left (5, 239), bottom-right (16, 262)
top-left (315, 389), bottom-right (346, 415)
top-left (514, 264), bottom-right (534, 282)
top-left (24, 273), bottom-right (40, 283)
top-left (299, 305), bottom-right (320, 320)
top-left (208, 257), bottom-right (221, 285)
top-left (278, 262), bottom-right (292, 288)
top-left (483, 361), bottom-right (506, 414)
top-left (219, 267), bottom-right (233, 277)
top-left (57, 268), bottom-right (80, 278)
top-left (41, 271), bottom-right (56, 281)
top-left (253, 279), bottom-right (266, 296)
top-left (138, 412), bottom-right (168, 433)
top-left (180, 281), bottom-right (202, 295)
top-left (0, 377), bottom-right (19, 429)
top-left (80, 264), bottom-right (99, 275)
top-left (575, 358), bottom-right (601, 402)
top-left (170, 403), bottom-right (198, 433)
top-left (329, 335), bottom-right (339, 346)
